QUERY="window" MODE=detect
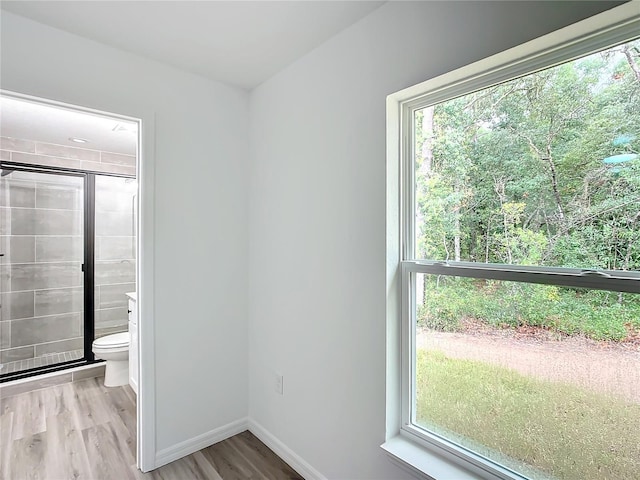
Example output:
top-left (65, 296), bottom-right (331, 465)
top-left (387, 5), bottom-right (640, 480)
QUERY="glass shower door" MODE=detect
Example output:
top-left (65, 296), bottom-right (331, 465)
top-left (0, 168), bottom-right (85, 376)
top-left (94, 175), bottom-right (136, 341)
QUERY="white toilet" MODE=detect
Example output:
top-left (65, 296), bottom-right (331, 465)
top-left (92, 332), bottom-right (130, 387)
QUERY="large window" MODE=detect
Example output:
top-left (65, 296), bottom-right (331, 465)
top-left (393, 6), bottom-right (640, 480)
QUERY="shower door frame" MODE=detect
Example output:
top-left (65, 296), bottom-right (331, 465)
top-left (0, 160), bottom-right (136, 382)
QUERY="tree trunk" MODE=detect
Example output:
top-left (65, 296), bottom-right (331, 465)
top-left (544, 146), bottom-right (565, 221)
top-left (454, 202), bottom-right (461, 262)
top-left (485, 218), bottom-right (491, 263)
top-left (622, 45), bottom-right (640, 83)
top-left (523, 133), bottom-right (566, 222)
top-left (416, 106), bottom-right (435, 258)
top-left (419, 106), bottom-right (435, 178)
top-left (494, 177), bottom-right (513, 264)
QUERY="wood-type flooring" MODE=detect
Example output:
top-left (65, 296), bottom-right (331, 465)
top-left (1, 377), bottom-right (303, 480)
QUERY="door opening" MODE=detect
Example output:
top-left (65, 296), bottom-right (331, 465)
top-left (0, 94), bottom-right (138, 382)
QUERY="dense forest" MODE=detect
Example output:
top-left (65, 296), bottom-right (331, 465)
top-left (415, 40), bottom-right (640, 340)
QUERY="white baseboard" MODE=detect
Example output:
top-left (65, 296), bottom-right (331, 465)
top-left (155, 417), bottom-right (249, 468)
top-left (248, 418), bottom-right (327, 480)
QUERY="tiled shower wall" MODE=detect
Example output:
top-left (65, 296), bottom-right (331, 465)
top-left (94, 175), bottom-right (136, 338)
top-left (1, 136), bottom-right (136, 176)
top-left (0, 137), bottom-right (136, 367)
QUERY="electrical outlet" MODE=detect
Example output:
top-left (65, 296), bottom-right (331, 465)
top-left (275, 373), bottom-right (284, 395)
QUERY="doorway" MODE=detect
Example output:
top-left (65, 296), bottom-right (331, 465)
top-left (0, 90), bottom-right (155, 472)
top-left (0, 95), bottom-right (138, 382)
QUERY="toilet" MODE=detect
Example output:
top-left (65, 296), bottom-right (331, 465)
top-left (92, 332), bottom-right (130, 387)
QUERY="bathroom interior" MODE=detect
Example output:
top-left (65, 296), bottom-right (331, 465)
top-left (0, 94), bottom-right (139, 394)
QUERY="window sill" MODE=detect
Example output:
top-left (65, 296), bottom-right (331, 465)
top-left (381, 434), bottom-right (483, 480)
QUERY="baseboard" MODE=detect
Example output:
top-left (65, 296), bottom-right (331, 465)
top-left (248, 418), bottom-right (327, 480)
top-left (155, 417), bottom-right (249, 468)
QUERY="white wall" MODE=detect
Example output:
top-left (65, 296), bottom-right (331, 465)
top-left (1, 12), bottom-right (249, 455)
top-left (248, 1), bottom-right (620, 478)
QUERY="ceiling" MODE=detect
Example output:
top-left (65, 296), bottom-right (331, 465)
top-left (0, 0), bottom-right (385, 90)
top-left (0, 1), bottom-right (383, 154)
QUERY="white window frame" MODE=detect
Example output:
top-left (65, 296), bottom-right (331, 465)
top-left (384, 3), bottom-right (640, 479)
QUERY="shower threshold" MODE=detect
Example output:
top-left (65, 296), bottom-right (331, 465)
top-left (0, 349), bottom-right (84, 375)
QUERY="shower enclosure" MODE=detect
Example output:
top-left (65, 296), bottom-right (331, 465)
top-left (0, 155), bottom-right (136, 380)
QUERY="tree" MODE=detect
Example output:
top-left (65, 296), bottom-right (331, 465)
top-left (414, 39), bottom-right (640, 273)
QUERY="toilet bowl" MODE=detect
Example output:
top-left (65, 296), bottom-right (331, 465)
top-left (92, 332), bottom-right (129, 387)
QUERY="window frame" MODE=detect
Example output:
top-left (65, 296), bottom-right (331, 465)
top-left (385, 3), bottom-right (640, 479)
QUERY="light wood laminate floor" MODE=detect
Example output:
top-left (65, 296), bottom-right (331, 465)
top-left (1, 377), bottom-right (303, 480)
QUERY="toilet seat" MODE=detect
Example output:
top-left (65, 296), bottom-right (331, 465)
top-left (94, 332), bottom-right (129, 348)
top-left (93, 332), bottom-right (129, 354)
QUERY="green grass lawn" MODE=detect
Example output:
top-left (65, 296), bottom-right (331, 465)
top-left (416, 349), bottom-right (640, 480)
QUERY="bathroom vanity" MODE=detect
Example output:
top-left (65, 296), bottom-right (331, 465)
top-left (126, 292), bottom-right (138, 394)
